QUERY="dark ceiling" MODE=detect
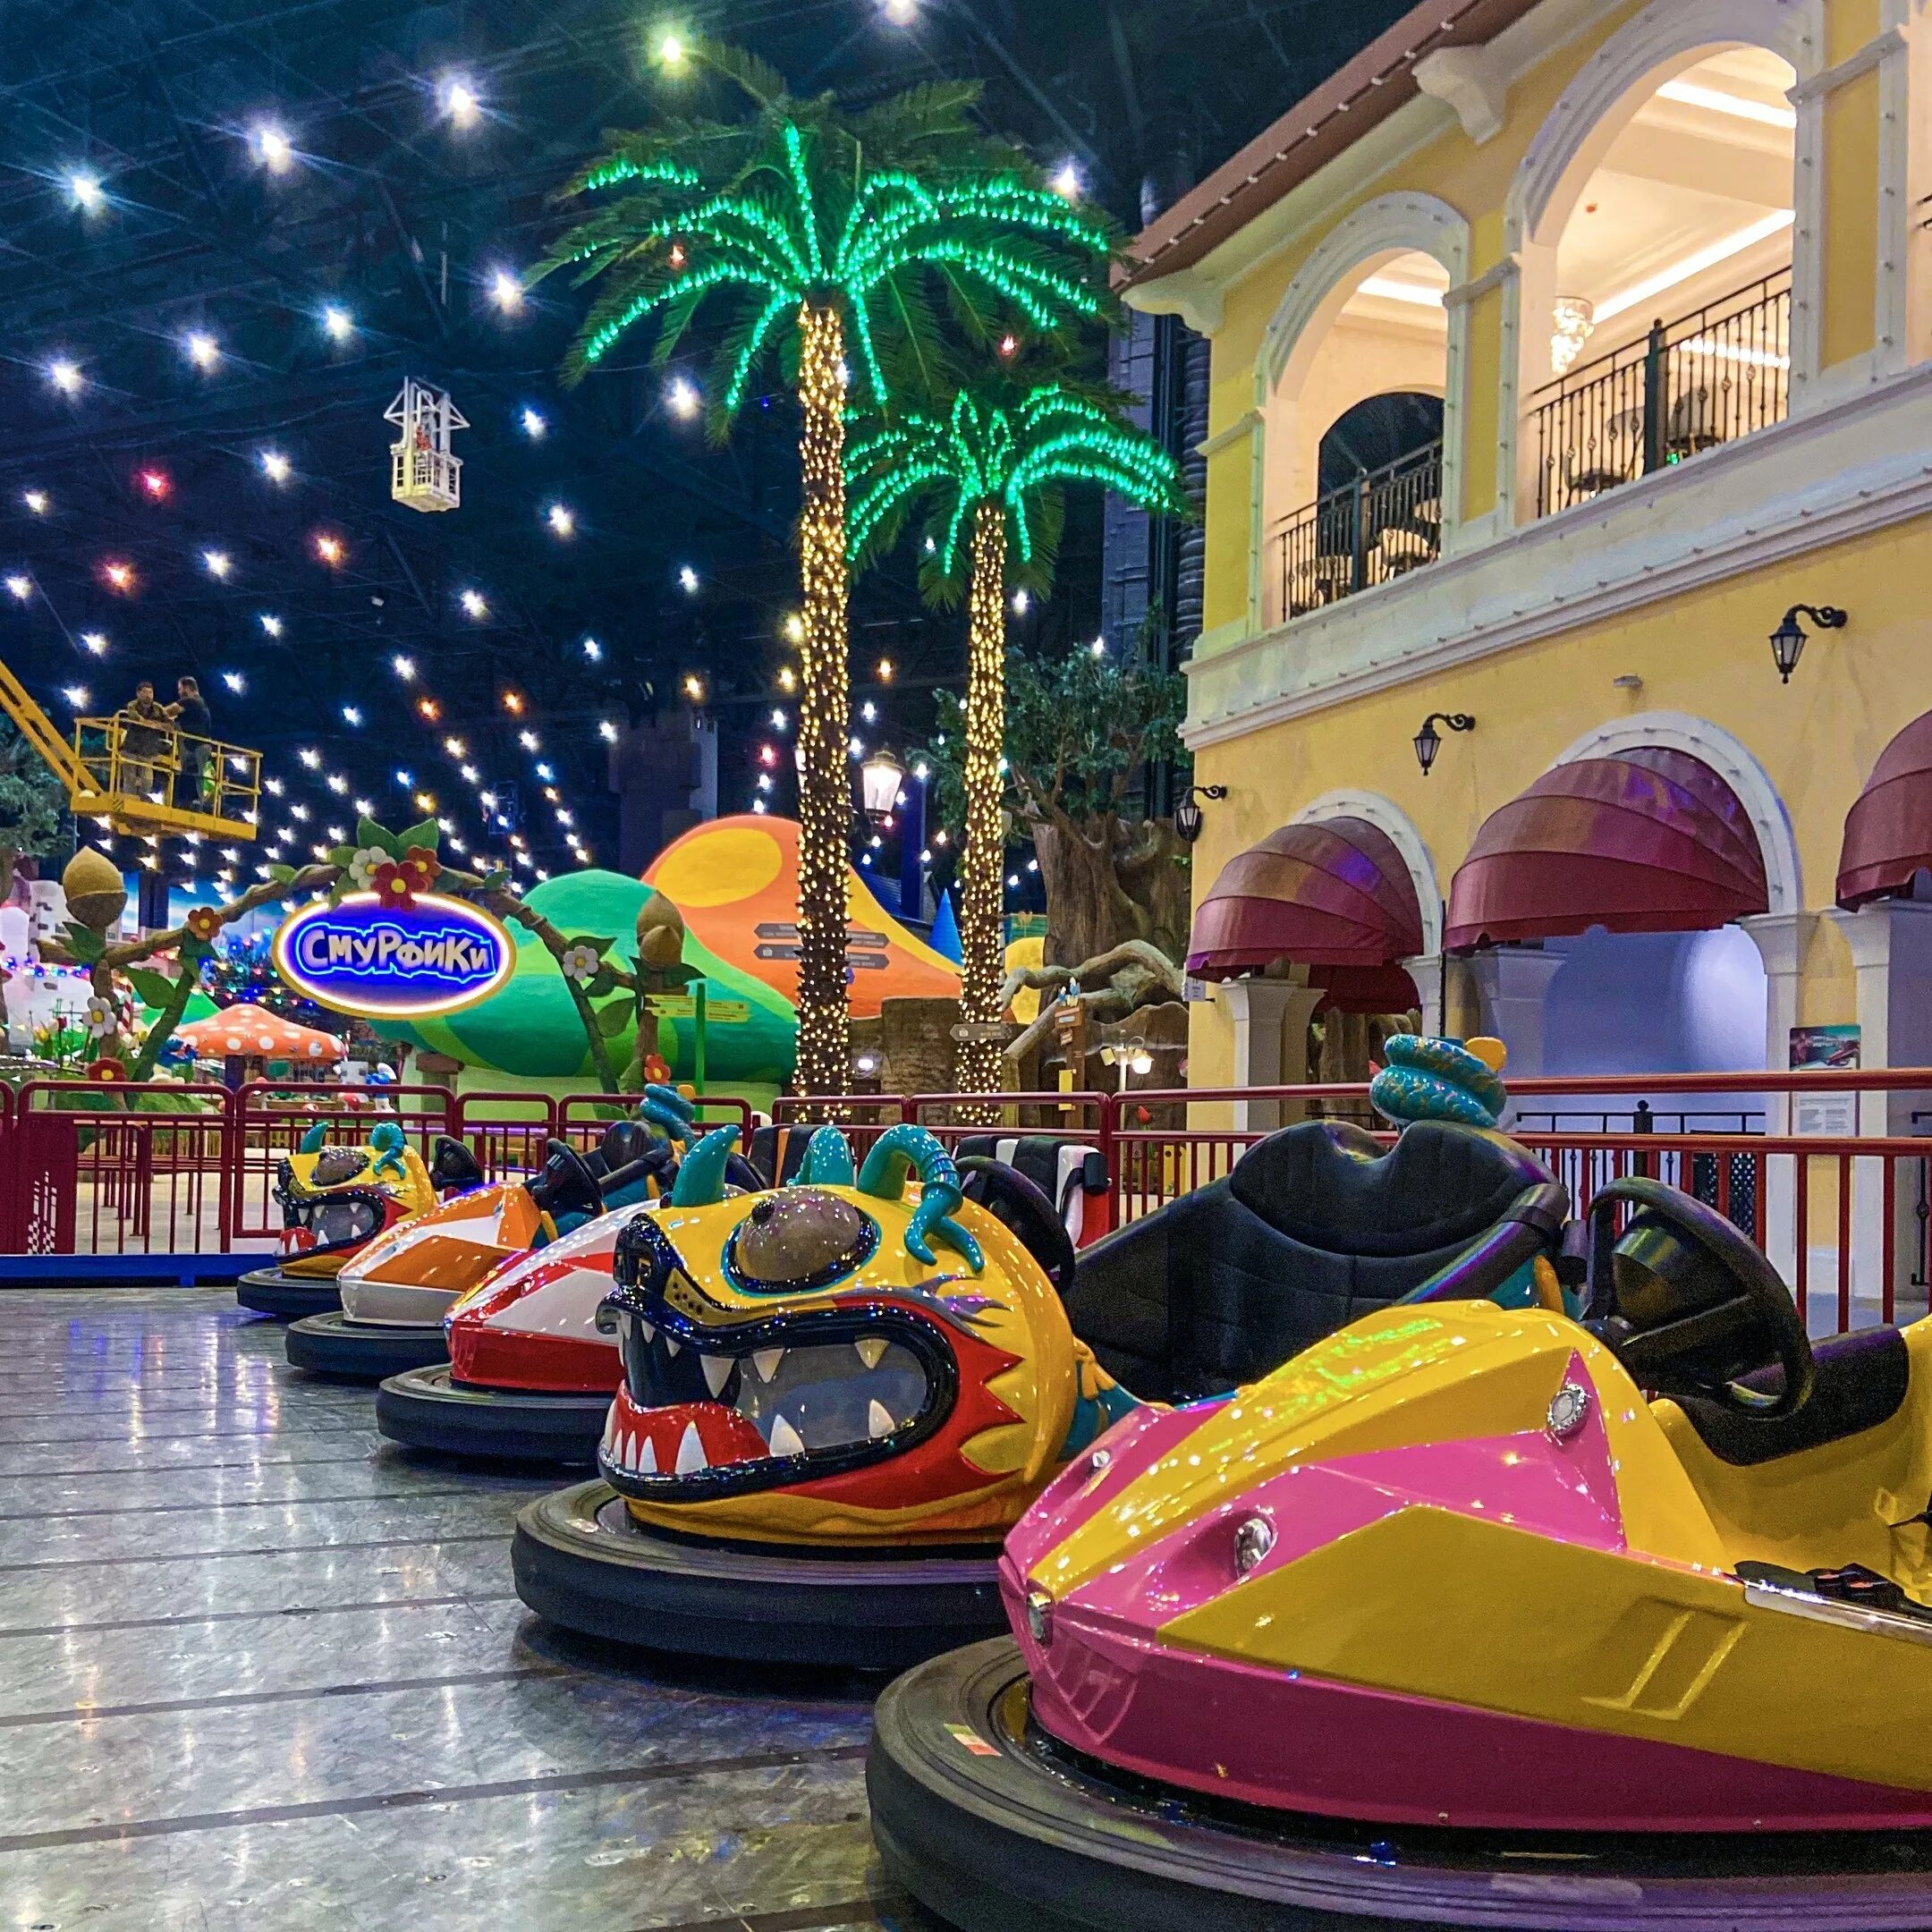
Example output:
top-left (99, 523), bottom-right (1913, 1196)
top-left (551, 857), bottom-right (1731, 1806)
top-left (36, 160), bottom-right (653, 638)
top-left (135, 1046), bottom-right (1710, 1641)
top-left (0, 0), bottom-right (1415, 889)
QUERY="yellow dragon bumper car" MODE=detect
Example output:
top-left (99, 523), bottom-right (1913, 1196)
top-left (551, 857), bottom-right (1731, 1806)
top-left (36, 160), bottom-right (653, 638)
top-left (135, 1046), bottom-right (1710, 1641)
top-left (512, 1069), bottom-right (1572, 1669)
top-left (236, 1122), bottom-right (450, 1318)
top-left (869, 1177), bottom-right (1932, 1932)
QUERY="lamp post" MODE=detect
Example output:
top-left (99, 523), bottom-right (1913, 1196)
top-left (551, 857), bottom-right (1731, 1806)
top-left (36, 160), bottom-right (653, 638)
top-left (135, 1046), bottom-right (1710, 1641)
top-left (1768, 604), bottom-right (1847, 683)
top-left (1413, 711), bottom-right (1476, 776)
top-left (860, 745), bottom-right (905, 826)
top-left (1173, 783), bottom-right (1227, 845)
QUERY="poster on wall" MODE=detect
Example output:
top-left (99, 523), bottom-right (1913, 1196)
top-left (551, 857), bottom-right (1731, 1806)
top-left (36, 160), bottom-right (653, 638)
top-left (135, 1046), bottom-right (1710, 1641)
top-left (1790, 1023), bottom-right (1860, 1137)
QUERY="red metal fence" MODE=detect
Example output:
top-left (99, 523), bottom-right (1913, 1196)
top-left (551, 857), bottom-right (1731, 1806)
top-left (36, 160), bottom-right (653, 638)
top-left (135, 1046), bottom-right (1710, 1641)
top-left (6, 1069), bottom-right (1932, 1338)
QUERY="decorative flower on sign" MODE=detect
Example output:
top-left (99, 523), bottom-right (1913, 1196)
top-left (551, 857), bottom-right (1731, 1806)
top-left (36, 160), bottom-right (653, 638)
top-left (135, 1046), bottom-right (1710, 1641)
top-left (87, 1055), bottom-right (127, 1083)
top-left (347, 846), bottom-right (388, 890)
top-left (397, 845), bottom-right (442, 890)
top-left (184, 906), bottom-right (224, 944)
top-left (560, 944), bottom-right (601, 986)
top-left (83, 995), bottom-right (119, 1038)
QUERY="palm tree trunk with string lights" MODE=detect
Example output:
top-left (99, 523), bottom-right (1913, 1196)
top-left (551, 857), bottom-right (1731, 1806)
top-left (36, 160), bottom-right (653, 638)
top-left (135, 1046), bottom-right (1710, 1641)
top-left (792, 301), bottom-right (853, 1094)
top-left (955, 500), bottom-right (1009, 1099)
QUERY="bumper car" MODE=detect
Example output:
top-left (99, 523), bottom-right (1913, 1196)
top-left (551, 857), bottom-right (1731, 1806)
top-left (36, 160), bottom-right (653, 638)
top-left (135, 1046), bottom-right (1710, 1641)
top-left (869, 1175), bottom-right (1932, 1932)
top-left (375, 1109), bottom-right (765, 1463)
top-left (510, 1048), bottom-right (1572, 1671)
top-left (284, 1125), bottom-right (674, 1379)
top-left (236, 1122), bottom-right (447, 1317)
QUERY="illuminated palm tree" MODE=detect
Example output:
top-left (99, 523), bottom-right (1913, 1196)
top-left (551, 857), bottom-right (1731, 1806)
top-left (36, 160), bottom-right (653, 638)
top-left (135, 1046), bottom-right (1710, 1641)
top-left (848, 385), bottom-right (1188, 1093)
top-left (540, 47), bottom-right (1111, 1094)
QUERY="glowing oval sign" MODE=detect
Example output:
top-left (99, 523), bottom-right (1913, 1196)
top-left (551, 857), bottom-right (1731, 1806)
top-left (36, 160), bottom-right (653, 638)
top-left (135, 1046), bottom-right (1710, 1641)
top-left (272, 892), bottom-right (514, 1020)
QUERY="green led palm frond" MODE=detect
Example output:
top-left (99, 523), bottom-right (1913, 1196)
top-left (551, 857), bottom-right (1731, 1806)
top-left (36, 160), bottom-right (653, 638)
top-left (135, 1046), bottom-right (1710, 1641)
top-left (543, 51), bottom-right (1116, 413)
top-left (847, 382), bottom-right (1189, 582)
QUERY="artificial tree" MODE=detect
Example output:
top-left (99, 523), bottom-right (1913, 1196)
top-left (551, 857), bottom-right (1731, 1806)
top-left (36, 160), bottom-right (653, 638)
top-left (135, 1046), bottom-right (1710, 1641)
top-left (849, 385), bottom-right (1186, 1090)
top-left (538, 43), bottom-right (1111, 1091)
top-left (921, 643), bottom-right (1192, 971)
top-left (0, 716), bottom-right (68, 904)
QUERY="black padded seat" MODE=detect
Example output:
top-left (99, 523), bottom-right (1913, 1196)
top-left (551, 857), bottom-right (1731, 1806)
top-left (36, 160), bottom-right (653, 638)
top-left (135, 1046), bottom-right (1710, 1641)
top-left (956, 1134), bottom-right (1109, 1243)
top-left (747, 1123), bottom-right (812, 1189)
top-left (1673, 1326), bottom-right (1912, 1467)
top-left (1065, 1119), bottom-right (1562, 1403)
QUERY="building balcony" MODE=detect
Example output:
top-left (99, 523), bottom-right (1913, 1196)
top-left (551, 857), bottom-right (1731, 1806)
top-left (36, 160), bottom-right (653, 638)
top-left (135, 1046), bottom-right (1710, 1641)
top-left (1269, 438), bottom-right (1445, 619)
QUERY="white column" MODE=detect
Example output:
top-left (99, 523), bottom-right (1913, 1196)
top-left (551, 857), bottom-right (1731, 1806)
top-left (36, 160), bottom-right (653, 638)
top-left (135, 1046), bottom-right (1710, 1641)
top-left (1402, 953), bottom-right (1446, 1036)
top-left (1741, 911), bottom-right (1818, 1286)
top-left (1828, 900), bottom-right (1932, 1318)
top-left (1214, 979), bottom-right (1325, 1134)
top-left (1467, 946), bottom-right (1565, 1080)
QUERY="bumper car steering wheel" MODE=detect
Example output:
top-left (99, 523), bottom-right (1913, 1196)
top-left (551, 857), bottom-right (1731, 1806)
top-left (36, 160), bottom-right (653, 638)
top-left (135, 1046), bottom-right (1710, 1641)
top-left (958, 1155), bottom-right (1078, 1296)
top-left (1589, 1176), bottom-right (1815, 1420)
top-left (526, 1138), bottom-right (606, 1224)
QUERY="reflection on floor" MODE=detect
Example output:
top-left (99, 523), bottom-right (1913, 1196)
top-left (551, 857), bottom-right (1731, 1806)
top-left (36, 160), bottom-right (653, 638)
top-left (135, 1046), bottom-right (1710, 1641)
top-left (0, 1287), bottom-right (930, 1932)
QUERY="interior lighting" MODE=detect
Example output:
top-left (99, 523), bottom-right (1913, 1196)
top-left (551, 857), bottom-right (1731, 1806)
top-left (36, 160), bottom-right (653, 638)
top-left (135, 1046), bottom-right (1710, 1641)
top-left (4, 576), bottom-right (30, 602)
top-left (442, 737), bottom-right (467, 757)
top-left (202, 549), bottom-right (232, 579)
top-left (1356, 275), bottom-right (1445, 309)
top-left (413, 792), bottom-right (436, 813)
top-left (520, 407), bottom-right (547, 438)
top-left (22, 492), bottom-right (47, 514)
top-left (682, 674), bottom-right (705, 700)
top-left (1050, 161), bottom-right (1082, 199)
top-left (258, 448), bottom-right (292, 482)
top-left (183, 331), bottom-right (220, 370)
top-left (252, 123), bottom-right (294, 173)
top-left (394, 768), bottom-right (413, 787)
top-left (518, 730), bottom-right (539, 751)
top-left (677, 565), bottom-right (700, 594)
top-left (502, 691), bottom-right (525, 715)
top-left (877, 657), bottom-right (894, 682)
top-left (1596, 210), bottom-right (1795, 324)
top-left (598, 720), bottom-right (618, 742)
top-left (460, 764), bottom-right (479, 784)
top-left (441, 78), bottom-right (482, 128)
top-left (770, 708), bottom-right (788, 730)
top-left (580, 638), bottom-right (601, 663)
top-left (258, 614), bottom-right (284, 637)
top-left (460, 589), bottom-right (488, 618)
top-left (489, 268), bottom-right (524, 314)
top-left (391, 653), bottom-right (416, 681)
top-left (666, 376), bottom-right (701, 419)
top-left (138, 469), bottom-right (170, 500)
top-left (546, 503), bottom-right (574, 537)
top-left (655, 30), bottom-right (690, 70)
top-left (314, 533), bottom-right (344, 565)
top-left (222, 671), bottom-right (245, 692)
top-left (417, 697), bottom-right (441, 722)
top-left (777, 666), bottom-right (798, 693)
top-left (341, 705), bottom-right (362, 726)
top-left (103, 561), bottom-right (135, 592)
top-left (1011, 589), bottom-right (1030, 614)
top-left (47, 359), bottom-right (82, 395)
top-left (68, 171), bottom-right (105, 212)
top-left (1655, 78), bottom-right (1797, 130)
top-left (321, 306), bottom-right (353, 343)
top-left (60, 684), bottom-right (88, 707)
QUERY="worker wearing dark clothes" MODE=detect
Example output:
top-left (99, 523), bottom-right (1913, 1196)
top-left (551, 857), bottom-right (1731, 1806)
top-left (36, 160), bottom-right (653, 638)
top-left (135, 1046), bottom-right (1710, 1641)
top-left (174, 676), bottom-right (211, 800)
top-left (119, 681), bottom-right (172, 799)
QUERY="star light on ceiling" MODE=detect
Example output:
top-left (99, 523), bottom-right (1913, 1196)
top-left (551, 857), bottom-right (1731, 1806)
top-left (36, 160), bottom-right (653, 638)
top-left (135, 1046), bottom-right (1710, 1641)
top-left (47, 359), bottom-right (82, 395)
top-left (258, 449), bottom-right (292, 482)
top-left (441, 78), bottom-right (481, 128)
top-left (546, 503), bottom-right (575, 538)
top-left (252, 123), bottom-right (294, 173)
top-left (459, 589), bottom-right (488, 619)
top-left (22, 492), bottom-right (47, 514)
top-left (202, 549), bottom-right (232, 578)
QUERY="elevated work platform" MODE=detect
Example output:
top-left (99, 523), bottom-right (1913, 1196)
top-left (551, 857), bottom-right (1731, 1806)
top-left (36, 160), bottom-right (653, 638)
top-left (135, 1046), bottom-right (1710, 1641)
top-left (0, 657), bottom-right (261, 840)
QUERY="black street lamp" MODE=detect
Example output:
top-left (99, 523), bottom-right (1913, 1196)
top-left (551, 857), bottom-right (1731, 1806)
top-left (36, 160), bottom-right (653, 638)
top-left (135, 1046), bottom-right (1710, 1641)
top-left (1769, 604), bottom-right (1847, 683)
top-left (1413, 711), bottom-right (1476, 776)
top-left (1173, 783), bottom-right (1227, 844)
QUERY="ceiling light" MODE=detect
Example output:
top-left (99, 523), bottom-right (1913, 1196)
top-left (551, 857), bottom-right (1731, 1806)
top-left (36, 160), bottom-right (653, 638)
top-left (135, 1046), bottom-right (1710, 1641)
top-left (770, 708), bottom-right (788, 730)
top-left (782, 612), bottom-right (805, 645)
top-left (60, 683), bottom-right (88, 707)
top-left (536, 762), bottom-right (555, 780)
top-left (68, 171), bottom-right (105, 212)
top-left (47, 359), bottom-right (81, 395)
top-left (314, 533), bottom-right (343, 564)
top-left (580, 637), bottom-right (601, 662)
top-left (460, 589), bottom-right (487, 618)
top-left (489, 268), bottom-right (524, 314)
top-left (263, 777), bottom-right (284, 797)
top-left (21, 491), bottom-right (47, 514)
top-left (202, 548), bottom-right (232, 579)
top-left (252, 123), bottom-right (293, 173)
top-left (441, 78), bottom-right (481, 128)
top-left (394, 768), bottom-right (413, 787)
top-left (597, 720), bottom-right (618, 742)
top-left (443, 737), bottom-right (467, 758)
top-left (546, 503), bottom-right (574, 537)
top-left (656, 30), bottom-right (690, 69)
top-left (1355, 275), bottom-right (1445, 309)
top-left (80, 631), bottom-right (106, 655)
top-left (1050, 161), bottom-right (1082, 199)
top-left (666, 376), bottom-right (701, 419)
top-left (326, 775), bottom-right (348, 795)
top-left (138, 469), bottom-right (170, 499)
top-left (103, 561), bottom-right (134, 591)
top-left (222, 671), bottom-right (245, 692)
top-left (460, 764), bottom-right (479, 784)
top-left (183, 331), bottom-right (220, 370)
top-left (777, 666), bottom-right (797, 692)
top-left (519, 730), bottom-right (538, 750)
top-left (341, 705), bottom-right (362, 726)
top-left (877, 657), bottom-right (894, 682)
top-left (1596, 210), bottom-right (1795, 324)
top-left (389, 654), bottom-right (415, 682)
top-left (520, 407), bottom-right (547, 438)
top-left (860, 700), bottom-right (877, 723)
top-left (417, 697), bottom-right (440, 722)
top-left (258, 614), bottom-right (283, 637)
top-left (258, 448), bottom-right (292, 482)
top-left (1012, 588), bottom-right (1030, 615)
top-left (1655, 78), bottom-right (1797, 131)
top-left (677, 565), bottom-right (699, 594)
top-left (297, 748), bottom-right (320, 769)
top-left (4, 575), bottom-right (30, 602)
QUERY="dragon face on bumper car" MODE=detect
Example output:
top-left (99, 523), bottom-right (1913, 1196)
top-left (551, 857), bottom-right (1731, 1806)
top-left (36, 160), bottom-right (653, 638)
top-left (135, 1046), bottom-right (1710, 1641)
top-left (273, 1123), bottom-right (436, 1279)
top-left (597, 1125), bottom-right (1130, 1546)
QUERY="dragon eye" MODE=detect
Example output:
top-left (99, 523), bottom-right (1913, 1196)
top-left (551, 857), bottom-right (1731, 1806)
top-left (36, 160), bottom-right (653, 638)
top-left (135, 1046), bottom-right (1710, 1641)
top-left (309, 1148), bottom-right (369, 1187)
top-left (728, 1190), bottom-right (877, 1292)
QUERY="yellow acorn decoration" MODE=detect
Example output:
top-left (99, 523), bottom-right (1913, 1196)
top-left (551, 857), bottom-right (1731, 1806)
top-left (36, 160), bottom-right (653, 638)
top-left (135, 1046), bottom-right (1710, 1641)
top-left (62, 847), bottom-right (129, 935)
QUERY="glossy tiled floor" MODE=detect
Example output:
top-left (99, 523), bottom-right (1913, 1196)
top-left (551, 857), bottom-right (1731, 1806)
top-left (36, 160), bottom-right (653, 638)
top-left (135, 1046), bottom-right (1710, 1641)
top-left (0, 1288), bottom-right (921, 1932)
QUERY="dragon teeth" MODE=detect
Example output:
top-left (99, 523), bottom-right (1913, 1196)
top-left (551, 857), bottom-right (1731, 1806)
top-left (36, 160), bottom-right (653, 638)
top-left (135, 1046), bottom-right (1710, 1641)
top-left (868, 1399), bottom-right (894, 1440)
top-left (854, 1337), bottom-right (887, 1369)
top-left (638, 1434), bottom-right (658, 1474)
top-left (767, 1412), bottom-right (806, 1457)
top-left (662, 1335), bottom-right (681, 1359)
top-left (674, 1422), bottom-right (708, 1474)
top-left (701, 1354), bottom-right (733, 1397)
top-left (639, 1320), bottom-right (656, 1345)
top-left (750, 1347), bottom-right (784, 1383)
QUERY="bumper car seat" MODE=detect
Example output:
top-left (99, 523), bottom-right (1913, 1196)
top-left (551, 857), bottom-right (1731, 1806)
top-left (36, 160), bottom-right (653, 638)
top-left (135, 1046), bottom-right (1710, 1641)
top-left (955, 1134), bottom-right (1109, 1248)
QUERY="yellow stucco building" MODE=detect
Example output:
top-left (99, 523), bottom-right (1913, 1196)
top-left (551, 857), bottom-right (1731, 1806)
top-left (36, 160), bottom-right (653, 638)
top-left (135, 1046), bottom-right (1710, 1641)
top-left (1127, 0), bottom-right (1932, 1155)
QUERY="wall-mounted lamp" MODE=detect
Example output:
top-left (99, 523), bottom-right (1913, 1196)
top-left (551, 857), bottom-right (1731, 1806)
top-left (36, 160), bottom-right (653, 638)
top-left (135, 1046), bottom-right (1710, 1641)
top-left (1413, 712), bottom-right (1476, 776)
top-left (1173, 783), bottom-right (1227, 844)
top-left (1769, 604), bottom-right (1847, 683)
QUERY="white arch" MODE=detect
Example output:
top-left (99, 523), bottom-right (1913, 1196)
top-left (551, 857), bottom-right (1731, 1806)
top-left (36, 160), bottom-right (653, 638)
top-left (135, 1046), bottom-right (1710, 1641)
top-left (1256, 191), bottom-right (1472, 398)
top-left (1552, 711), bottom-right (1802, 915)
top-left (1506, 0), bottom-right (1820, 251)
top-left (1292, 787), bottom-right (1445, 956)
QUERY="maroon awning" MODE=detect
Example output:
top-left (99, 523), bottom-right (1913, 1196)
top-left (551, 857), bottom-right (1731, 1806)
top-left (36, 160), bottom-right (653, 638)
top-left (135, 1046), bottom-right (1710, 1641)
top-left (1838, 711), bottom-right (1932, 908)
top-left (1445, 746), bottom-right (1767, 952)
top-left (1188, 817), bottom-right (1425, 979)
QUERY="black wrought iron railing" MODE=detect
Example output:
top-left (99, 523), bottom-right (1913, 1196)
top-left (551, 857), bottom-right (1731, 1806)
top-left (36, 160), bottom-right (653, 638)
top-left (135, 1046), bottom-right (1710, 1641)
top-left (1530, 269), bottom-right (1791, 519)
top-left (1269, 439), bottom-right (1443, 620)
